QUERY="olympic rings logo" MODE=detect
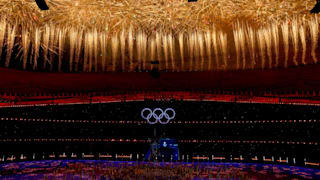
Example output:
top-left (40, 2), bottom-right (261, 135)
top-left (141, 108), bottom-right (176, 124)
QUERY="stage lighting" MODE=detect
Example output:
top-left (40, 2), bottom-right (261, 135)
top-left (310, 0), bottom-right (320, 13)
top-left (34, 0), bottom-right (49, 10)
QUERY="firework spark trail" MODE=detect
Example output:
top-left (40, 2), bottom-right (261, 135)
top-left (42, 25), bottom-right (50, 69)
top-left (69, 28), bottom-right (77, 72)
top-left (212, 28), bottom-right (219, 69)
top-left (128, 27), bottom-right (134, 72)
top-left (75, 30), bottom-right (83, 72)
top-left (32, 27), bottom-right (41, 70)
top-left (238, 25), bottom-right (246, 70)
top-left (155, 31), bottom-right (162, 71)
top-left (188, 32), bottom-right (195, 71)
top-left (57, 28), bottom-right (66, 71)
top-left (257, 29), bottom-right (266, 69)
top-left (120, 30), bottom-right (126, 71)
top-left (99, 32), bottom-right (107, 72)
top-left (178, 32), bottom-right (184, 71)
top-left (111, 33), bottom-right (119, 72)
top-left (83, 33), bottom-right (90, 72)
top-left (136, 32), bottom-right (141, 71)
top-left (204, 30), bottom-right (212, 71)
top-left (5, 25), bottom-right (16, 68)
top-left (21, 29), bottom-right (31, 70)
top-left (309, 16), bottom-right (319, 64)
top-left (219, 32), bottom-right (227, 70)
top-left (271, 24), bottom-right (279, 68)
top-left (142, 32), bottom-right (147, 70)
top-left (168, 32), bottom-right (175, 71)
top-left (291, 19), bottom-right (299, 66)
top-left (194, 32), bottom-right (200, 71)
top-left (281, 22), bottom-right (289, 68)
top-left (234, 22), bottom-right (247, 69)
top-left (233, 29), bottom-right (240, 70)
top-left (149, 35), bottom-right (156, 70)
top-left (136, 31), bottom-right (143, 71)
top-left (197, 31), bottom-right (205, 71)
top-left (93, 29), bottom-right (99, 72)
top-left (0, 20), bottom-right (5, 59)
top-left (193, 32), bottom-right (198, 71)
top-left (264, 28), bottom-right (273, 69)
top-left (49, 25), bottom-right (58, 71)
top-left (87, 32), bottom-right (94, 72)
top-left (246, 26), bottom-right (256, 69)
top-left (162, 33), bottom-right (169, 70)
top-left (299, 25), bottom-right (306, 65)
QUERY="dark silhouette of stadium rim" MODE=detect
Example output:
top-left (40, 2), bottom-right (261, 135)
top-left (311, 0), bottom-right (320, 13)
top-left (34, 0), bottom-right (49, 10)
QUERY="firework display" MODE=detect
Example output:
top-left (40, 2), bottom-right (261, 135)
top-left (0, 0), bottom-right (319, 72)
top-left (1, 1), bottom-right (320, 179)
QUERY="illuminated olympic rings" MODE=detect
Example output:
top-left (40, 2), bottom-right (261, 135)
top-left (141, 108), bottom-right (176, 124)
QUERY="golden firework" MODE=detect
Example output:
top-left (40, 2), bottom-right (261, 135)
top-left (0, 0), bottom-right (319, 72)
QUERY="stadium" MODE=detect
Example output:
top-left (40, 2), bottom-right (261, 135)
top-left (0, 0), bottom-right (320, 179)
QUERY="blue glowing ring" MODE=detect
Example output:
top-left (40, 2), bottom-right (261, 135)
top-left (141, 108), bottom-right (157, 124)
top-left (141, 108), bottom-right (152, 120)
top-left (159, 108), bottom-right (176, 124)
top-left (152, 108), bottom-right (164, 121)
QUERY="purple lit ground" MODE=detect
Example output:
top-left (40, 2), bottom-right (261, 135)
top-left (0, 160), bottom-right (320, 179)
